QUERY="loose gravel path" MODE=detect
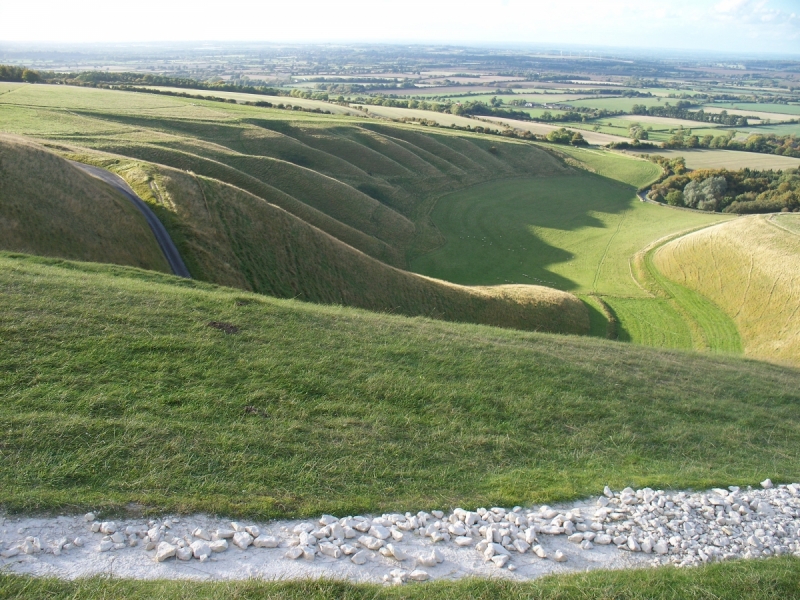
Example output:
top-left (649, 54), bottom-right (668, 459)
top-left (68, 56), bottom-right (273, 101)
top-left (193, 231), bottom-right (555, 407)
top-left (2, 481), bottom-right (798, 585)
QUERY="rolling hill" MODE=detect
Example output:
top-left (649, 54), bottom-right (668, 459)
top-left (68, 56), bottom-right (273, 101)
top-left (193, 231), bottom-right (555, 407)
top-left (654, 214), bottom-right (800, 367)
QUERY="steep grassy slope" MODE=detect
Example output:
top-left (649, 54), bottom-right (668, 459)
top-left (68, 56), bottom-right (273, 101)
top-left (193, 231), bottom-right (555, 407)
top-left (0, 134), bottom-right (169, 273)
top-left (73, 155), bottom-right (588, 333)
top-left (1, 253), bottom-right (798, 517)
top-left (654, 215), bottom-right (800, 366)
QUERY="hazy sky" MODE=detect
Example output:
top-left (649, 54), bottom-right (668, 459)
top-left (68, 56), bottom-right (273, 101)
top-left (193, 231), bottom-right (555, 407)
top-left (2, 0), bottom-right (798, 55)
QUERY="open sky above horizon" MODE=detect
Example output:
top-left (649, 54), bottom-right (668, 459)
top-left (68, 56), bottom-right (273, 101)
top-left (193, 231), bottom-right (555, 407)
top-left (1, 0), bottom-right (798, 55)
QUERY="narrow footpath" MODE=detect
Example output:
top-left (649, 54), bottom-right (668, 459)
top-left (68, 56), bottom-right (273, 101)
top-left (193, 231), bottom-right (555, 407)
top-left (69, 161), bottom-right (191, 278)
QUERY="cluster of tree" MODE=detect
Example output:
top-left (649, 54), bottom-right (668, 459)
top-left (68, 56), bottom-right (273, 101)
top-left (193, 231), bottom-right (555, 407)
top-left (0, 64), bottom-right (42, 83)
top-left (662, 131), bottom-right (800, 157)
top-left (545, 128), bottom-right (588, 146)
top-left (631, 103), bottom-right (749, 126)
top-left (313, 79), bottom-right (415, 94)
top-left (646, 166), bottom-right (800, 213)
top-left (607, 140), bottom-right (657, 150)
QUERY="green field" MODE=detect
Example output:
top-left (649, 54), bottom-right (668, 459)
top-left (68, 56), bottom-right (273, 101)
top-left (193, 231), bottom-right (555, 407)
top-left (709, 102), bottom-right (800, 115)
top-left (566, 97), bottom-right (676, 112)
top-left (2, 252), bottom-right (799, 519)
top-left (410, 147), bottom-right (742, 351)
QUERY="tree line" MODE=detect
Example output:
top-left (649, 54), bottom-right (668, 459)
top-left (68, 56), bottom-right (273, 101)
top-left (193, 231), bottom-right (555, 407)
top-left (645, 165), bottom-right (799, 214)
top-left (0, 65), bottom-right (42, 83)
top-left (662, 131), bottom-right (800, 157)
top-left (631, 103), bottom-right (749, 126)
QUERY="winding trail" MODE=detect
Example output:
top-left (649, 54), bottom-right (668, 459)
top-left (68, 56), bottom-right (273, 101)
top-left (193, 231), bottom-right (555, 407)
top-left (69, 161), bottom-right (191, 278)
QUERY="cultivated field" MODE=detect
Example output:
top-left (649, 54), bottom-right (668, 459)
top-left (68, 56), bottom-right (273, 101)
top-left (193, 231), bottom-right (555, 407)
top-left (636, 148), bottom-right (800, 170)
top-left (708, 102), bottom-right (800, 116)
top-left (655, 215), bottom-right (800, 366)
top-left (700, 105), bottom-right (798, 123)
top-left (478, 116), bottom-right (628, 145)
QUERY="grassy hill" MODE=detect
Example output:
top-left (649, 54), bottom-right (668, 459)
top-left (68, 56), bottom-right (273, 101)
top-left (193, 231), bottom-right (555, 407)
top-left (654, 214), bottom-right (800, 366)
top-left (1, 252), bottom-right (798, 518)
top-left (0, 85), bottom-right (590, 334)
top-left (0, 134), bottom-right (169, 273)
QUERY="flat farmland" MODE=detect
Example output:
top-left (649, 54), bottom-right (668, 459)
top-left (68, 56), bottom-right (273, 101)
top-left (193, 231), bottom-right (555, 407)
top-left (708, 102), bottom-right (800, 116)
top-left (636, 148), bottom-right (800, 170)
top-left (616, 114), bottom-right (723, 128)
top-left (566, 97), bottom-right (674, 111)
top-left (701, 105), bottom-right (797, 122)
top-left (479, 116), bottom-right (628, 144)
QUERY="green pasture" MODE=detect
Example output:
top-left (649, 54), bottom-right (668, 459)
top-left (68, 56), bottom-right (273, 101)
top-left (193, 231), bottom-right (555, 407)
top-left (566, 97), bottom-right (675, 112)
top-left (1, 252), bottom-right (798, 519)
top-left (708, 102), bottom-right (800, 116)
top-left (411, 147), bottom-right (740, 349)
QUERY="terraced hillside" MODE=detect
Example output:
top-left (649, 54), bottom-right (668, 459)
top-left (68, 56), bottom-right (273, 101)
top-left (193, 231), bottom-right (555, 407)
top-left (654, 215), bottom-right (800, 366)
top-left (0, 84), bottom-right (587, 334)
top-left (0, 134), bottom-right (169, 273)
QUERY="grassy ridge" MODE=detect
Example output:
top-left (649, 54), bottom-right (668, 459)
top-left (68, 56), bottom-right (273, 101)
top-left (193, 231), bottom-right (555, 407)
top-left (1, 253), bottom-right (798, 518)
top-left (0, 85), bottom-right (591, 335)
top-left (0, 135), bottom-right (169, 273)
top-left (2, 557), bottom-right (800, 599)
top-left (654, 215), bottom-right (800, 366)
top-left (59, 153), bottom-right (587, 334)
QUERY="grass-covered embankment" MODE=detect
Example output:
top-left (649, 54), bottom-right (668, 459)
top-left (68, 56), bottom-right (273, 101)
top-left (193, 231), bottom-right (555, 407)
top-left (1, 557), bottom-right (799, 599)
top-left (0, 134), bottom-right (169, 273)
top-left (1, 253), bottom-right (798, 518)
top-left (654, 214), bottom-right (800, 366)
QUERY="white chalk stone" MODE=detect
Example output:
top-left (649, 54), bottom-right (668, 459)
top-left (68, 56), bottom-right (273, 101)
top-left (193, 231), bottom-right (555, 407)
top-left (155, 542), bottom-right (176, 562)
top-left (351, 550), bottom-right (369, 565)
top-left (368, 525), bottom-right (390, 540)
top-left (253, 535), bottom-right (280, 548)
top-left (285, 546), bottom-right (303, 560)
top-left (209, 539), bottom-right (228, 553)
top-left (409, 569), bottom-right (430, 581)
top-left (232, 532), bottom-right (253, 550)
top-left (553, 550), bottom-right (567, 562)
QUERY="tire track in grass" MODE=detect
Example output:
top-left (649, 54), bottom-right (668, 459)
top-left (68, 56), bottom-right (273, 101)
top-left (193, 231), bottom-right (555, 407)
top-left (647, 243), bottom-right (742, 354)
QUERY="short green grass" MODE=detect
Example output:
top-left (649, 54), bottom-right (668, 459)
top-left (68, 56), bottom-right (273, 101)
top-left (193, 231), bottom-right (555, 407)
top-left (1, 253), bottom-right (799, 518)
top-left (409, 149), bottom-right (738, 350)
top-left (2, 557), bottom-right (799, 599)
